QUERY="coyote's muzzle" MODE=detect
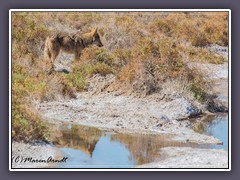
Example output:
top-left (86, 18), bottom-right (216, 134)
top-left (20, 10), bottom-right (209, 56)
top-left (44, 28), bottom-right (103, 73)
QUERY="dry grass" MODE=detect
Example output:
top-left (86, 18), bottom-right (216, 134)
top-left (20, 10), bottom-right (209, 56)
top-left (12, 11), bottom-right (228, 142)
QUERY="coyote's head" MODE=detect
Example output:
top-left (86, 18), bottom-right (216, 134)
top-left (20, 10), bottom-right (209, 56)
top-left (91, 28), bottom-right (103, 47)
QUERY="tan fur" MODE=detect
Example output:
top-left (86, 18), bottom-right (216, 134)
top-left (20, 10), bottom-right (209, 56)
top-left (44, 28), bottom-right (103, 72)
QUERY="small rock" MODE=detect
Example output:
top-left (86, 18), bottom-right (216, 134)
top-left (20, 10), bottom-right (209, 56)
top-left (159, 115), bottom-right (170, 122)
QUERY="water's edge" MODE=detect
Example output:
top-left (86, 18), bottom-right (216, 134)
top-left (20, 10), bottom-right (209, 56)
top-left (47, 114), bottom-right (228, 168)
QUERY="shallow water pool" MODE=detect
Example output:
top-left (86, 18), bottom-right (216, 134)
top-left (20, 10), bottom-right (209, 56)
top-left (50, 127), bottom-right (208, 168)
top-left (49, 114), bottom-right (228, 168)
top-left (195, 114), bottom-right (228, 150)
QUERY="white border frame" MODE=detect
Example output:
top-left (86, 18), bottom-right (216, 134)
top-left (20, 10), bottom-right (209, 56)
top-left (9, 9), bottom-right (231, 171)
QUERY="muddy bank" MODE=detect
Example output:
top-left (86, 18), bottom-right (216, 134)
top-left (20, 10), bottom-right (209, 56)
top-left (12, 141), bottom-right (65, 168)
top-left (36, 92), bottom-right (222, 144)
top-left (136, 147), bottom-right (228, 168)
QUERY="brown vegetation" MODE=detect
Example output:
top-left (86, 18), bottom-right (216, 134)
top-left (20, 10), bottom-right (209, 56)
top-left (11, 11), bottom-right (228, 142)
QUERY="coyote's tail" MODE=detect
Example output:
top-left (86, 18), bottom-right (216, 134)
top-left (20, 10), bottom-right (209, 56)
top-left (44, 37), bottom-right (51, 60)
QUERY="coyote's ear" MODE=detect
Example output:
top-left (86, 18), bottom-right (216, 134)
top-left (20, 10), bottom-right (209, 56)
top-left (92, 28), bottom-right (97, 37)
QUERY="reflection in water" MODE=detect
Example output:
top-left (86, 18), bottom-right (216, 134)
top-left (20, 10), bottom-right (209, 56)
top-left (193, 114), bottom-right (228, 150)
top-left (49, 123), bottom-right (210, 168)
top-left (51, 124), bottom-right (101, 157)
top-left (110, 133), bottom-right (204, 165)
top-left (58, 134), bottom-right (135, 168)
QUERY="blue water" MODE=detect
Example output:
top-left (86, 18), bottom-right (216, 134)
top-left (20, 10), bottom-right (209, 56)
top-left (52, 125), bottom-right (189, 168)
top-left (59, 134), bottom-right (135, 168)
top-left (51, 114), bottom-right (228, 168)
top-left (202, 115), bottom-right (228, 150)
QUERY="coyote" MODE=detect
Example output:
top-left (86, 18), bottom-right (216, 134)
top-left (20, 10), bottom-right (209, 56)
top-left (44, 28), bottom-right (103, 72)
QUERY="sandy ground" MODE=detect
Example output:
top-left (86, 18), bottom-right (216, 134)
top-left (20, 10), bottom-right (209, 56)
top-left (136, 147), bottom-right (228, 168)
top-left (12, 142), bottom-right (65, 168)
top-left (188, 62), bottom-right (228, 80)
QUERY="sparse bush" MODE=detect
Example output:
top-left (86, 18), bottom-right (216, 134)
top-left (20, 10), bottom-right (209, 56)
top-left (149, 12), bottom-right (228, 47)
top-left (115, 16), bottom-right (135, 26)
top-left (187, 68), bottom-right (208, 102)
top-left (12, 63), bottom-right (49, 142)
top-left (149, 19), bottom-right (173, 36)
top-left (12, 63), bottom-right (47, 101)
top-left (80, 46), bottom-right (114, 66)
top-left (103, 25), bottom-right (136, 51)
top-left (82, 63), bottom-right (114, 77)
top-left (133, 38), bottom-right (160, 57)
top-left (153, 37), bottom-right (186, 79)
top-left (12, 100), bottom-right (49, 142)
top-left (119, 58), bottom-right (141, 83)
top-left (112, 48), bottom-right (132, 67)
top-left (95, 48), bottom-right (114, 66)
top-left (63, 72), bottom-right (87, 92)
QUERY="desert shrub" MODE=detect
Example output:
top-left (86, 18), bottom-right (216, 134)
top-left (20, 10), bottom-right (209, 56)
top-left (12, 61), bottom-right (77, 142)
top-left (131, 60), bottom-right (159, 96)
top-left (81, 63), bottom-right (114, 77)
top-left (95, 48), bottom-right (114, 66)
top-left (103, 25), bottom-right (136, 51)
top-left (112, 48), bottom-right (132, 67)
top-left (12, 63), bottom-right (49, 142)
top-left (80, 46), bottom-right (114, 66)
top-left (189, 30), bottom-right (209, 47)
top-left (115, 16), bottom-right (136, 28)
top-left (155, 37), bottom-right (186, 78)
top-left (12, 63), bottom-right (48, 101)
top-left (51, 12), bottom-right (103, 28)
top-left (187, 68), bottom-right (208, 102)
top-left (149, 18), bottom-right (173, 36)
top-left (12, 99), bottom-right (49, 142)
top-left (119, 58), bottom-right (141, 83)
top-left (133, 37), bottom-right (160, 57)
top-left (172, 19), bottom-right (209, 47)
top-left (149, 12), bottom-right (228, 47)
top-left (43, 74), bottom-right (77, 100)
top-left (12, 12), bottom-right (49, 59)
top-left (78, 47), bottom-right (115, 77)
top-left (63, 60), bottom-right (113, 92)
top-left (63, 72), bottom-right (87, 92)
top-left (133, 36), bottom-right (185, 76)
top-left (201, 13), bottom-right (228, 46)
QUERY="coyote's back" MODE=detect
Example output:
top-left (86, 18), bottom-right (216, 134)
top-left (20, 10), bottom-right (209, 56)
top-left (44, 28), bottom-right (103, 72)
